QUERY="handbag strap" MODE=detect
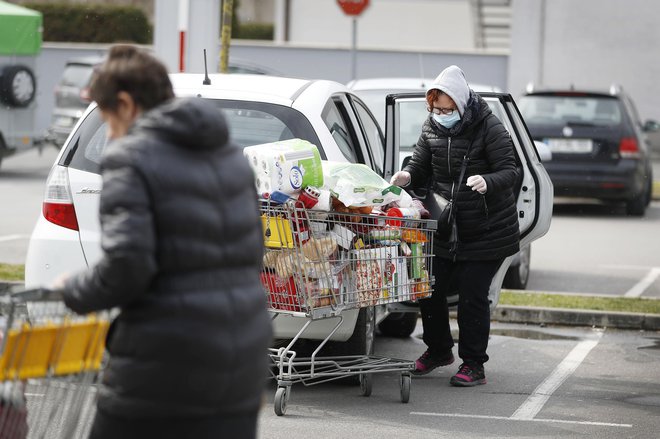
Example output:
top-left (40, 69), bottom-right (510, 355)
top-left (449, 139), bottom-right (474, 203)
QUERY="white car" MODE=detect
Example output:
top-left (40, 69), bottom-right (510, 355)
top-left (348, 77), bottom-right (536, 292)
top-left (25, 73), bottom-right (552, 356)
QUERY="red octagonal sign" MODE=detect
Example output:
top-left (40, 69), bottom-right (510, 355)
top-left (337, 0), bottom-right (370, 16)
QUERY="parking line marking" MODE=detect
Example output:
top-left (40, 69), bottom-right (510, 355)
top-left (624, 267), bottom-right (660, 297)
top-left (0, 234), bottom-right (27, 242)
top-left (510, 332), bottom-right (603, 421)
top-left (410, 412), bottom-right (631, 428)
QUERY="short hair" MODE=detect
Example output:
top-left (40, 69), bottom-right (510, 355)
top-left (426, 88), bottom-right (446, 108)
top-left (89, 45), bottom-right (174, 112)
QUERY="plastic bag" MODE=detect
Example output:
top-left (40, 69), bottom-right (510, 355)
top-left (322, 161), bottom-right (406, 207)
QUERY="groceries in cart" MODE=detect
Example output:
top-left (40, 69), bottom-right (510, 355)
top-left (244, 139), bottom-right (436, 318)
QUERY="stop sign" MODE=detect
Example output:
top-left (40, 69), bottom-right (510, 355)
top-left (337, 0), bottom-right (370, 16)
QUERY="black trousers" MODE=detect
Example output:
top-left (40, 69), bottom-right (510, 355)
top-left (88, 408), bottom-right (259, 439)
top-left (419, 256), bottom-right (504, 365)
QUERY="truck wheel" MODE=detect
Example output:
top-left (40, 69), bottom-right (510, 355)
top-left (0, 65), bottom-right (37, 108)
top-left (377, 312), bottom-right (417, 338)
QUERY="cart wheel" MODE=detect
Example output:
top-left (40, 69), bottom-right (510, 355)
top-left (274, 386), bottom-right (289, 416)
top-left (359, 373), bottom-right (372, 397)
top-left (400, 373), bottom-right (411, 403)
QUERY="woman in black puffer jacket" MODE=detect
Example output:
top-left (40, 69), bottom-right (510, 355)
top-left (52, 45), bottom-right (272, 439)
top-left (390, 65), bottom-right (520, 387)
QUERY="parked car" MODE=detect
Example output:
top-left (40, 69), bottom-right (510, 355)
top-left (519, 85), bottom-right (657, 216)
top-left (347, 77), bottom-right (534, 293)
top-left (46, 56), bottom-right (281, 148)
top-left (26, 74), bottom-right (552, 355)
top-left (46, 57), bottom-right (102, 147)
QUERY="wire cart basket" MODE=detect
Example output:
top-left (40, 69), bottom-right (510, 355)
top-left (0, 288), bottom-right (110, 439)
top-left (261, 199), bottom-right (436, 416)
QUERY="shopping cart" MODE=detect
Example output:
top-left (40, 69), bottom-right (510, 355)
top-left (0, 288), bottom-right (110, 439)
top-left (261, 198), bottom-right (436, 416)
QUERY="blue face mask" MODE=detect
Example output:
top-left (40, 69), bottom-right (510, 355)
top-left (433, 111), bottom-right (461, 129)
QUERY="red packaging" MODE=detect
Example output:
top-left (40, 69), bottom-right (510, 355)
top-left (260, 273), bottom-right (300, 311)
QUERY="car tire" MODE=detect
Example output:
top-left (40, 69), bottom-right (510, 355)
top-left (0, 65), bottom-right (37, 108)
top-left (503, 245), bottom-right (531, 290)
top-left (377, 312), bottom-right (418, 338)
top-left (626, 182), bottom-right (650, 216)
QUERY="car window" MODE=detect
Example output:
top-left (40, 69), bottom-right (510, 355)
top-left (322, 98), bottom-right (362, 163)
top-left (519, 95), bottom-right (622, 126)
top-left (62, 99), bottom-right (323, 174)
top-left (61, 64), bottom-right (94, 88)
top-left (351, 98), bottom-right (385, 176)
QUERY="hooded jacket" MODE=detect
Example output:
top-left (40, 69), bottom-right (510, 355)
top-left (404, 83), bottom-right (521, 261)
top-left (61, 98), bottom-right (273, 419)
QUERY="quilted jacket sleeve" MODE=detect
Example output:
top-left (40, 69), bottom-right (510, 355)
top-left (481, 114), bottom-right (519, 194)
top-left (61, 144), bottom-right (157, 314)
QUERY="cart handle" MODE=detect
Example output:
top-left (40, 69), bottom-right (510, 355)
top-left (10, 287), bottom-right (63, 303)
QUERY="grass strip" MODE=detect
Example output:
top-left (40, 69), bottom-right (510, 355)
top-left (500, 291), bottom-right (660, 315)
top-left (0, 263), bottom-right (25, 282)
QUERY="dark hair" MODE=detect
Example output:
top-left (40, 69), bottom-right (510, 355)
top-left (426, 88), bottom-right (446, 108)
top-left (89, 45), bottom-right (174, 112)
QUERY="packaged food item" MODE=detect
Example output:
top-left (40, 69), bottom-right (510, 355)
top-left (322, 161), bottom-right (404, 207)
top-left (385, 206), bottom-right (421, 227)
top-left (410, 242), bottom-right (425, 279)
top-left (244, 138), bottom-right (324, 195)
top-left (301, 235), bottom-right (338, 261)
top-left (350, 246), bottom-right (399, 304)
top-left (298, 186), bottom-right (320, 208)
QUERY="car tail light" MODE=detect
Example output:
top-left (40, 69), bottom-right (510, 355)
top-left (619, 137), bottom-right (640, 158)
top-left (43, 166), bottom-right (79, 231)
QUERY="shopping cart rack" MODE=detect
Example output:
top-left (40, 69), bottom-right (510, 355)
top-left (0, 288), bottom-right (110, 439)
top-left (261, 199), bottom-right (436, 416)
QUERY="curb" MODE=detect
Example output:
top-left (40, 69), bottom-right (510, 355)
top-left (493, 305), bottom-right (660, 331)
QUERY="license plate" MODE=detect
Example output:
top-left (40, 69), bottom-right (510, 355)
top-left (54, 116), bottom-right (75, 128)
top-left (545, 138), bottom-right (593, 153)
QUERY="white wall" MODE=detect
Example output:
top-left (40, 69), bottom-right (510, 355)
top-left (509, 0), bottom-right (660, 121)
top-left (283, 0), bottom-right (475, 51)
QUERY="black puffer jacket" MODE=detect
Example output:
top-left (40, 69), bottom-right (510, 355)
top-left (404, 92), bottom-right (520, 260)
top-left (61, 98), bottom-right (272, 419)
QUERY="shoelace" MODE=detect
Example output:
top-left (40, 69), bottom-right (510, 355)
top-left (458, 364), bottom-right (474, 375)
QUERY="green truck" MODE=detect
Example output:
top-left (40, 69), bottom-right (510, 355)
top-left (0, 0), bottom-right (42, 170)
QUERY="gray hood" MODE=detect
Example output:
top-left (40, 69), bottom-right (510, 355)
top-left (426, 65), bottom-right (471, 116)
top-left (134, 97), bottom-right (229, 151)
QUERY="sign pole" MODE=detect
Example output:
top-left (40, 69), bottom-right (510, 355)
top-left (351, 17), bottom-right (357, 80)
top-left (220, 0), bottom-right (234, 73)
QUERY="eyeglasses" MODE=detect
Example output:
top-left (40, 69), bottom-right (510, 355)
top-left (427, 106), bottom-right (456, 116)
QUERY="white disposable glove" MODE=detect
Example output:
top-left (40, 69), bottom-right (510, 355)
top-left (390, 170), bottom-right (411, 187)
top-left (466, 175), bottom-right (487, 194)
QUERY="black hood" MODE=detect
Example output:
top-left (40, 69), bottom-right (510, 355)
top-left (133, 98), bottom-right (229, 151)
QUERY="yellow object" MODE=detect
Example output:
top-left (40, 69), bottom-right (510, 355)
top-left (261, 214), bottom-right (294, 248)
top-left (0, 317), bottom-right (109, 380)
top-left (354, 238), bottom-right (365, 250)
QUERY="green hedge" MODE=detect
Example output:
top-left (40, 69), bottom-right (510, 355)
top-left (234, 23), bottom-right (274, 40)
top-left (24, 3), bottom-right (152, 44)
